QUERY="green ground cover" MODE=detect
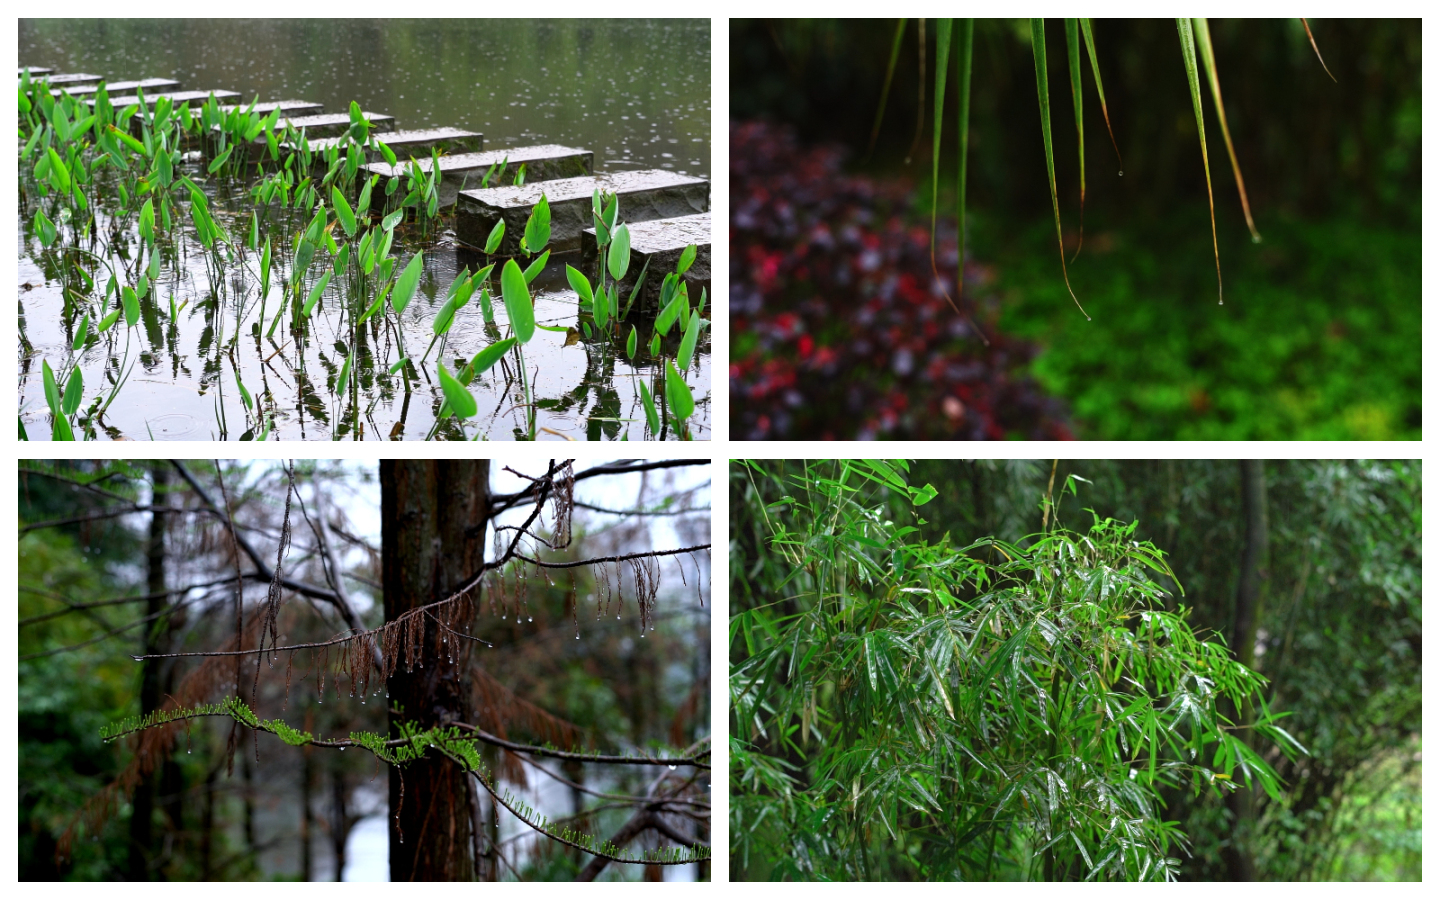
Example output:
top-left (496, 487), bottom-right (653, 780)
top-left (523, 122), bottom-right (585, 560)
top-left (971, 207), bottom-right (1419, 440)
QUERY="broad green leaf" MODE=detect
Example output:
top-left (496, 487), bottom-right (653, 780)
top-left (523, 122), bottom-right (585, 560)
top-left (607, 223), bottom-right (631, 280)
top-left (664, 359), bottom-right (694, 422)
top-left (484, 218), bottom-right (505, 254)
top-left (523, 193), bottom-right (551, 252)
top-left (207, 145), bottom-right (232, 173)
top-left (500, 258), bottom-right (535, 343)
top-left (432, 295), bottom-right (459, 335)
top-left (331, 185), bottom-right (357, 237)
top-left (382, 208), bottom-right (404, 232)
top-left (470, 337), bottom-right (517, 376)
top-left (303, 269), bottom-right (333, 317)
top-left (522, 249), bottom-right (550, 285)
top-left (122, 286), bottom-right (140, 327)
top-left (42, 360), bottom-right (61, 414)
top-left (678, 311), bottom-right (702, 370)
top-left (626, 325), bottom-right (637, 359)
top-left (655, 289), bottom-right (687, 336)
top-left (336, 353), bottom-right (352, 395)
top-left (236, 372), bottom-right (253, 410)
top-left (677, 243), bottom-right (697, 276)
top-left (99, 308), bottom-right (121, 332)
top-left (391, 251), bottom-right (424, 315)
top-left (72, 314), bottom-right (89, 351)
top-left (437, 361), bottom-right (477, 418)
top-left (638, 379), bottom-right (660, 433)
top-left (565, 264), bottom-right (593, 305)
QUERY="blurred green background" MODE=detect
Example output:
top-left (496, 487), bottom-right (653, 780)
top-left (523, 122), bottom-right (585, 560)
top-left (730, 19), bottom-right (1420, 439)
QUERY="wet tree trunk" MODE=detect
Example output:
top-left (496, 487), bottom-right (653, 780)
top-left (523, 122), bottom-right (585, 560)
top-left (128, 463), bottom-right (170, 880)
top-left (331, 769), bottom-right (350, 881)
top-left (381, 461), bottom-right (489, 881)
top-left (301, 732), bottom-right (313, 881)
top-left (1224, 459), bottom-right (1269, 881)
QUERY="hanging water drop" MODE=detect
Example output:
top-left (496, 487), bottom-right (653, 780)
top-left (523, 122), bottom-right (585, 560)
top-left (668, 764), bottom-right (676, 770)
top-left (1118, 170), bottom-right (1124, 177)
top-left (527, 617), bottom-right (533, 623)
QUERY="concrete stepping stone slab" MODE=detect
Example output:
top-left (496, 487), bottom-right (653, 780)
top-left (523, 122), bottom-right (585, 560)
top-left (19, 67), bottom-right (54, 77)
top-left (364, 143), bottom-right (591, 208)
top-left (40, 73), bottom-right (104, 87)
top-left (456, 169), bottom-right (709, 255)
top-left (220, 99), bottom-right (323, 118)
top-left (95, 89), bottom-right (240, 109)
top-left (242, 111), bottom-right (396, 160)
top-left (580, 212), bottom-right (711, 311)
top-left (302, 126), bottom-right (481, 164)
top-left (55, 77), bottom-right (180, 97)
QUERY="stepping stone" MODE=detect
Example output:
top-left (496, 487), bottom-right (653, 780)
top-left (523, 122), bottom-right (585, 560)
top-left (220, 99), bottom-right (323, 118)
top-left (364, 143), bottom-right (590, 208)
top-left (95, 89), bottom-right (240, 109)
top-left (282, 111), bottom-right (396, 139)
top-left (243, 111), bottom-right (397, 160)
top-left (19, 67), bottom-right (54, 77)
top-left (456, 169), bottom-right (709, 255)
top-left (580, 212), bottom-right (711, 311)
top-left (302, 126), bottom-right (481, 164)
top-left (40, 73), bottom-right (104, 87)
top-left (54, 77), bottom-right (180, 97)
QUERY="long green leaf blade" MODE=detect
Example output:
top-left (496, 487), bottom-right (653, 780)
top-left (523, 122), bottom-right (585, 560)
top-left (392, 251), bottom-right (424, 315)
top-left (1177, 18), bottom-right (1223, 304)
top-left (866, 19), bottom-right (908, 160)
top-left (1079, 19), bottom-right (1123, 168)
top-left (956, 19), bottom-right (974, 304)
top-left (930, 18), bottom-right (952, 266)
top-left (500, 258), bottom-right (535, 343)
top-left (1065, 18), bottom-right (1086, 260)
top-left (1031, 18), bottom-right (1089, 319)
top-left (1194, 18), bottom-right (1261, 242)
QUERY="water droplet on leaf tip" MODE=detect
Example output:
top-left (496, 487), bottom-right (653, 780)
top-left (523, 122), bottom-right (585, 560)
top-left (527, 617), bottom-right (533, 622)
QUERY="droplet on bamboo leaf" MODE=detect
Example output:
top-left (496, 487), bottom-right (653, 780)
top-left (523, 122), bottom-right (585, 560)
top-left (668, 764), bottom-right (676, 770)
top-left (1118, 171), bottom-right (1123, 177)
top-left (527, 617), bottom-right (533, 622)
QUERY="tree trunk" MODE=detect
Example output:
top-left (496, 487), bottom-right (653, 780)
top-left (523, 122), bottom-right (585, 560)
top-left (381, 461), bottom-right (489, 881)
top-left (1224, 459), bottom-right (1269, 881)
top-left (128, 463), bottom-right (170, 880)
top-left (301, 734), bottom-right (313, 881)
top-left (331, 768), bottom-right (350, 881)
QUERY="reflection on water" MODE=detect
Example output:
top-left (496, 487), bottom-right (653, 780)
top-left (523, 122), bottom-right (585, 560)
top-left (19, 19), bottom-right (710, 176)
top-left (17, 19), bottom-right (711, 441)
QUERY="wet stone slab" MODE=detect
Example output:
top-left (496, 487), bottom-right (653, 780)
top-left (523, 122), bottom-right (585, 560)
top-left (244, 111), bottom-right (396, 160)
top-left (581, 212), bottom-right (711, 311)
top-left (220, 99), bottom-right (324, 118)
top-left (37, 73), bottom-right (103, 86)
top-left (456, 169), bottom-right (710, 255)
top-left (19, 67), bottom-right (54, 77)
top-left (364, 143), bottom-right (591, 208)
top-left (302, 126), bottom-right (481, 163)
top-left (54, 77), bottom-right (181, 97)
top-left (95, 89), bottom-right (241, 108)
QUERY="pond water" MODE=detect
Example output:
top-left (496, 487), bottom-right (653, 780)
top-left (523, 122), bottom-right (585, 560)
top-left (18, 19), bottom-right (711, 441)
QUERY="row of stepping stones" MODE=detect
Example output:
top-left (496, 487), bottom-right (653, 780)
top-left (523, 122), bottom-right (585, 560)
top-left (21, 66), bottom-right (711, 311)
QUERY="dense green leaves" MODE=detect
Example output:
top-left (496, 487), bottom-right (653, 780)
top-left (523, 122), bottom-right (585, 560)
top-left (731, 460), bottom-right (1303, 881)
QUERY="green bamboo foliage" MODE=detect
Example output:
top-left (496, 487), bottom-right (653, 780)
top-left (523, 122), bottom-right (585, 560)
top-left (1031, 19), bottom-right (1089, 319)
top-left (954, 20), bottom-right (974, 304)
top-left (1064, 19), bottom-right (1086, 260)
top-left (1177, 18), bottom-right (1224, 304)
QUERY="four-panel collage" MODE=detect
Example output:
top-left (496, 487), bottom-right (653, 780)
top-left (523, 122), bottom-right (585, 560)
top-left (11, 16), bottom-right (1424, 884)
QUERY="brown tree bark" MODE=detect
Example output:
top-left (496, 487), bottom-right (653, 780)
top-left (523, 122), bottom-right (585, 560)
top-left (1224, 459), bottom-right (1269, 881)
top-left (381, 461), bottom-right (489, 881)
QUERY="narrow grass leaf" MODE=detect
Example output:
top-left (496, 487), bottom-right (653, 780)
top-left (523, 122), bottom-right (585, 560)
top-left (1194, 18), bottom-right (1261, 242)
top-left (1079, 19), bottom-right (1123, 168)
top-left (1300, 19), bottom-right (1338, 82)
top-left (956, 19), bottom-right (974, 303)
top-left (930, 17), bottom-right (952, 271)
top-left (1177, 18), bottom-right (1224, 304)
top-left (1065, 18), bottom-right (1086, 259)
top-left (866, 19), bottom-right (908, 160)
top-left (1031, 18), bottom-right (1089, 318)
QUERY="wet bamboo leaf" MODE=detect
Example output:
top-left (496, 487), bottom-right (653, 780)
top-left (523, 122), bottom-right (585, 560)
top-left (1194, 18), bottom-right (1261, 242)
top-left (500, 258), bottom-right (535, 343)
top-left (1065, 18), bottom-right (1086, 257)
top-left (1031, 18), bottom-right (1089, 319)
top-left (1177, 18), bottom-right (1223, 303)
top-left (930, 18), bottom-right (951, 265)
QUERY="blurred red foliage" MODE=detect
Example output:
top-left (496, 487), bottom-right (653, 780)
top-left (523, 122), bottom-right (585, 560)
top-left (730, 121), bottom-right (1072, 440)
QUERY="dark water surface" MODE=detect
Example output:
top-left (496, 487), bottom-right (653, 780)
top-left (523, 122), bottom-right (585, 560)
top-left (18, 19), bottom-right (712, 441)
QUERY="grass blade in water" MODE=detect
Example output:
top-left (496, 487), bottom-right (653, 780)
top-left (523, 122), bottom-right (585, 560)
top-left (1177, 18), bottom-right (1223, 304)
top-left (1194, 17), bottom-right (1261, 242)
top-left (1030, 18), bottom-right (1089, 319)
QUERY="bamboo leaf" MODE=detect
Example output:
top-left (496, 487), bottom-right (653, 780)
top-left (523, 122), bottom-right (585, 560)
top-left (1194, 18), bottom-right (1261, 243)
top-left (930, 18), bottom-right (952, 268)
top-left (1079, 19), bottom-right (1123, 169)
top-left (866, 19), bottom-right (908, 160)
top-left (1177, 18), bottom-right (1224, 304)
top-left (956, 19), bottom-right (974, 303)
top-left (1300, 19), bottom-right (1337, 82)
top-left (1031, 18), bottom-right (1090, 319)
top-left (1065, 18), bottom-right (1086, 260)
